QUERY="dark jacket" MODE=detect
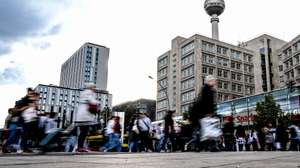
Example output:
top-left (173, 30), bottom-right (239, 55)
top-left (164, 114), bottom-right (174, 134)
top-left (190, 84), bottom-right (216, 125)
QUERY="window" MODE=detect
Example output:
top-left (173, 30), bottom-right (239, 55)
top-left (279, 65), bottom-right (283, 72)
top-left (231, 73), bottom-right (236, 80)
top-left (158, 68), bottom-right (167, 78)
top-left (181, 90), bottom-right (196, 102)
top-left (217, 46), bottom-right (228, 55)
top-left (217, 69), bottom-right (222, 77)
top-left (237, 85), bottom-right (242, 92)
top-left (203, 53), bottom-right (215, 64)
top-left (182, 42), bottom-right (195, 55)
top-left (231, 50), bottom-right (242, 60)
top-left (158, 57), bottom-right (168, 68)
top-left (202, 41), bottom-right (214, 53)
top-left (223, 71), bottom-right (228, 78)
top-left (208, 67), bottom-right (214, 75)
top-left (224, 82), bottom-right (228, 90)
top-left (232, 83), bottom-right (236, 91)
top-left (181, 66), bottom-right (194, 78)
top-left (181, 54), bottom-right (194, 66)
top-left (237, 74), bottom-right (242, 81)
top-left (218, 93), bottom-right (223, 101)
top-left (181, 78), bottom-right (195, 90)
top-left (236, 63), bottom-right (241, 70)
top-left (218, 81), bottom-right (222, 89)
top-left (202, 67), bottom-right (207, 74)
top-left (231, 62), bottom-right (235, 69)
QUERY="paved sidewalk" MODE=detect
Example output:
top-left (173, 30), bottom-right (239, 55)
top-left (0, 152), bottom-right (299, 168)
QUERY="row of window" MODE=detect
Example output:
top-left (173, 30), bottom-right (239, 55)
top-left (181, 78), bottom-right (195, 90)
top-left (158, 56), bottom-right (168, 68)
top-left (283, 41), bottom-right (300, 58)
top-left (181, 90), bottom-right (196, 103)
top-left (284, 54), bottom-right (300, 69)
top-left (181, 66), bottom-right (194, 78)
top-left (181, 54), bottom-right (194, 66)
top-left (158, 68), bottom-right (168, 78)
top-left (181, 42), bottom-right (195, 55)
top-left (157, 100), bottom-right (168, 109)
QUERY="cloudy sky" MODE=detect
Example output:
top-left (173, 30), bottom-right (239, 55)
top-left (0, 0), bottom-right (300, 126)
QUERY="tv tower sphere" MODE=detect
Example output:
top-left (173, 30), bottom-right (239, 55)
top-left (204, 0), bottom-right (225, 40)
top-left (204, 0), bottom-right (225, 16)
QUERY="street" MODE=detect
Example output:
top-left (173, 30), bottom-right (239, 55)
top-left (0, 152), bottom-right (299, 168)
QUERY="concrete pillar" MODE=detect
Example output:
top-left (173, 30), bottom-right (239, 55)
top-left (211, 14), bottom-right (219, 40)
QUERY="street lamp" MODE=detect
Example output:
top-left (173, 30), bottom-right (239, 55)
top-left (148, 75), bottom-right (171, 111)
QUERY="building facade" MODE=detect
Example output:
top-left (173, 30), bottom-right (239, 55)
top-left (243, 34), bottom-right (287, 93)
top-left (60, 42), bottom-right (109, 90)
top-left (156, 34), bottom-right (256, 120)
top-left (34, 84), bottom-right (112, 128)
top-left (279, 35), bottom-right (300, 86)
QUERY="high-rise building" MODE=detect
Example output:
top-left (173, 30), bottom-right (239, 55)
top-left (243, 34), bottom-right (287, 93)
top-left (156, 35), bottom-right (255, 120)
top-left (279, 35), bottom-right (300, 85)
top-left (34, 84), bottom-right (112, 128)
top-left (60, 42), bottom-right (109, 90)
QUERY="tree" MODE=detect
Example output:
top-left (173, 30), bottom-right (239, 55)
top-left (255, 95), bottom-right (286, 127)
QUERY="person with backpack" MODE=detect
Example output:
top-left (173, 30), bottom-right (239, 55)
top-left (75, 83), bottom-right (99, 152)
top-left (265, 123), bottom-right (275, 151)
top-left (137, 112), bottom-right (153, 152)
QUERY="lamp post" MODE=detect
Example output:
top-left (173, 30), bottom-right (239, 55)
top-left (148, 75), bottom-right (170, 111)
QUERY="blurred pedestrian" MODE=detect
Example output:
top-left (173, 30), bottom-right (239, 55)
top-left (137, 112), bottom-right (152, 152)
top-left (75, 83), bottom-right (99, 152)
top-left (103, 116), bottom-right (122, 152)
top-left (161, 110), bottom-right (175, 152)
top-left (275, 122), bottom-right (289, 151)
top-left (235, 125), bottom-right (246, 152)
top-left (289, 125), bottom-right (299, 151)
top-left (223, 116), bottom-right (235, 151)
top-left (20, 92), bottom-right (40, 153)
top-left (265, 123), bottom-right (275, 151)
top-left (246, 129), bottom-right (258, 151)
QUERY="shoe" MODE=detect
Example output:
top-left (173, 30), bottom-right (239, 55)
top-left (2, 148), bottom-right (11, 153)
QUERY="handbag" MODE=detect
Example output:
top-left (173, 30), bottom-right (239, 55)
top-left (88, 103), bottom-right (98, 115)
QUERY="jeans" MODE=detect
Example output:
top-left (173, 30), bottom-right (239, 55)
top-left (5, 124), bottom-right (19, 147)
top-left (105, 133), bottom-right (122, 152)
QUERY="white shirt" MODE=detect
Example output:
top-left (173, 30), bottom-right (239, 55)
top-left (22, 107), bottom-right (37, 123)
top-left (106, 120), bottom-right (114, 135)
top-left (137, 117), bottom-right (152, 132)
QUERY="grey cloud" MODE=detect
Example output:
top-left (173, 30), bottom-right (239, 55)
top-left (0, 66), bottom-right (24, 85)
top-left (0, 0), bottom-right (69, 56)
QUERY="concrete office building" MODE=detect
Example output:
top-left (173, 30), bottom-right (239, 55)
top-left (279, 35), bottom-right (300, 85)
top-left (243, 34), bottom-right (287, 93)
top-left (60, 42), bottom-right (109, 90)
top-left (156, 35), bottom-right (256, 120)
top-left (34, 84), bottom-right (112, 128)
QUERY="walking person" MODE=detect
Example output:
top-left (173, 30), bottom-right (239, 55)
top-left (275, 122), bottom-right (289, 151)
top-left (195, 75), bottom-right (221, 152)
top-left (161, 110), bottom-right (175, 152)
top-left (257, 127), bottom-right (266, 151)
top-left (223, 116), bottom-right (235, 151)
top-left (128, 115), bottom-right (140, 152)
top-left (265, 123), bottom-right (275, 151)
top-left (20, 92), bottom-right (40, 153)
top-left (235, 125), bottom-right (246, 152)
top-left (246, 129), bottom-right (258, 151)
top-left (2, 108), bottom-right (21, 153)
top-left (103, 116), bottom-right (122, 152)
top-left (137, 112), bottom-right (153, 152)
top-left (75, 83), bottom-right (99, 152)
top-left (289, 125), bottom-right (299, 151)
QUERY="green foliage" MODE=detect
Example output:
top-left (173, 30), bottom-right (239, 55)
top-left (255, 95), bottom-right (286, 127)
